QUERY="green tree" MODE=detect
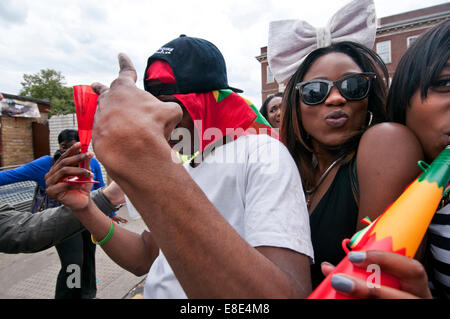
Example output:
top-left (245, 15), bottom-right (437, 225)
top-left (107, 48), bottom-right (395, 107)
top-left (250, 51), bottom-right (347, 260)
top-left (19, 69), bottom-right (75, 117)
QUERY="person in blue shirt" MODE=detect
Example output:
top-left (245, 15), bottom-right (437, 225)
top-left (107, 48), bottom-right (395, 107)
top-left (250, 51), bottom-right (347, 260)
top-left (0, 128), bottom-right (104, 299)
top-left (0, 145), bottom-right (104, 192)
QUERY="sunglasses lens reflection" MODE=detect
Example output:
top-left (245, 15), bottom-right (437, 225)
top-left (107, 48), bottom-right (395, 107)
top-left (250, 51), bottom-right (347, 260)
top-left (341, 76), bottom-right (370, 100)
top-left (302, 82), bottom-right (329, 105)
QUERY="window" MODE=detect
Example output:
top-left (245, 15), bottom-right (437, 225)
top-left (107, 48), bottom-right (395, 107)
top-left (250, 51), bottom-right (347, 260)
top-left (376, 40), bottom-right (391, 64)
top-left (407, 35), bottom-right (419, 48)
top-left (266, 65), bottom-right (274, 84)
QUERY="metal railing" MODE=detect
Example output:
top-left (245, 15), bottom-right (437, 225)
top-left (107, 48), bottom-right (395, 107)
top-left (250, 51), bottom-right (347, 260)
top-left (0, 165), bottom-right (36, 212)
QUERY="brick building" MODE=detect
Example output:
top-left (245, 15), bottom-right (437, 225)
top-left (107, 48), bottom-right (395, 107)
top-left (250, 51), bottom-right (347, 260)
top-left (0, 93), bottom-right (51, 167)
top-left (256, 3), bottom-right (450, 104)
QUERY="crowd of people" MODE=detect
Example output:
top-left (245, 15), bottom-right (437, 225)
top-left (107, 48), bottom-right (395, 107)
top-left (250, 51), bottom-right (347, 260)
top-left (0, 0), bottom-right (448, 300)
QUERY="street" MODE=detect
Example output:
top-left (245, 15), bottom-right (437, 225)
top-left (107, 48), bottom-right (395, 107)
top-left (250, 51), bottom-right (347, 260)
top-left (0, 206), bottom-right (147, 299)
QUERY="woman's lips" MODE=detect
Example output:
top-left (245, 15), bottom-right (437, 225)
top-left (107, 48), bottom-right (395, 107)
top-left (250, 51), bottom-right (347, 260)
top-left (325, 110), bottom-right (349, 128)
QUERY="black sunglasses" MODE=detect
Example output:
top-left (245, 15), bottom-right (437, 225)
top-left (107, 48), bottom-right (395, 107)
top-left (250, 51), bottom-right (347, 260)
top-left (144, 82), bottom-right (181, 96)
top-left (296, 72), bottom-right (376, 106)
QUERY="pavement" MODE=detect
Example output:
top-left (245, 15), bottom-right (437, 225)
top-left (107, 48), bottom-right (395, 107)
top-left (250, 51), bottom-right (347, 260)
top-left (0, 206), bottom-right (147, 299)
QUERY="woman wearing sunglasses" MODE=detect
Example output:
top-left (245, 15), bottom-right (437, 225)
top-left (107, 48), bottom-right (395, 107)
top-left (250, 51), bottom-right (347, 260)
top-left (279, 41), bottom-right (423, 289)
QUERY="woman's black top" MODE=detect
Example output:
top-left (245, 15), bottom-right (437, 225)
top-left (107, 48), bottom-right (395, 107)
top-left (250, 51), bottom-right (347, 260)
top-left (309, 160), bottom-right (359, 288)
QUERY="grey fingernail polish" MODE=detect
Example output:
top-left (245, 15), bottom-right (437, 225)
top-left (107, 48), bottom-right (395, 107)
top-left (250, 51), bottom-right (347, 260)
top-left (348, 251), bottom-right (366, 263)
top-left (331, 275), bottom-right (354, 293)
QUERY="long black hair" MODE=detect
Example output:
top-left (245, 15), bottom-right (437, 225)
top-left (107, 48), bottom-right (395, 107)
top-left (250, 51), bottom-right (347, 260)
top-left (386, 20), bottom-right (450, 124)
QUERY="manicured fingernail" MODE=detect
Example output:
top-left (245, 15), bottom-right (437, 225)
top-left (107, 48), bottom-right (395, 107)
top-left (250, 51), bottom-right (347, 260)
top-left (348, 251), bottom-right (366, 263)
top-left (331, 275), bottom-right (354, 293)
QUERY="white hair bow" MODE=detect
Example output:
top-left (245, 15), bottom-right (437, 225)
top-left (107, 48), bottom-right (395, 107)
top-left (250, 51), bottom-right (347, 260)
top-left (268, 0), bottom-right (377, 83)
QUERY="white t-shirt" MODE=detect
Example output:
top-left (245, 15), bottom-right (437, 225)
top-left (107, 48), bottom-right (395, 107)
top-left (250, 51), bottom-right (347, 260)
top-left (143, 134), bottom-right (314, 298)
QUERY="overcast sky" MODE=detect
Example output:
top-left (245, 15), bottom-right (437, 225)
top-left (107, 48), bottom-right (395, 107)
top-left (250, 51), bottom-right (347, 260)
top-left (0, 0), bottom-right (447, 106)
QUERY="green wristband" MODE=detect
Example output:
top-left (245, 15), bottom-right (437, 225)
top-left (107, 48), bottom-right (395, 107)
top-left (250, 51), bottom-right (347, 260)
top-left (91, 221), bottom-right (115, 246)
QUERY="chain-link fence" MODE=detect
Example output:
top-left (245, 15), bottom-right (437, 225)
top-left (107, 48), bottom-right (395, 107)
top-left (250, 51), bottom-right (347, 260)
top-left (0, 165), bottom-right (36, 212)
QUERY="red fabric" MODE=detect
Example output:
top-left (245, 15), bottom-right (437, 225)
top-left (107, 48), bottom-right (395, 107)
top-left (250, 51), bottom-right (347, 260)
top-left (146, 60), bottom-right (257, 152)
top-left (246, 121), bottom-right (280, 140)
top-left (173, 92), bottom-right (256, 152)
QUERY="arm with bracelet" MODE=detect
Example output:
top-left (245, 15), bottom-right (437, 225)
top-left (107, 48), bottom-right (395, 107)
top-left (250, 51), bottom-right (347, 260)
top-left (45, 143), bottom-right (158, 276)
top-left (67, 193), bottom-right (157, 276)
top-left (0, 187), bottom-right (120, 254)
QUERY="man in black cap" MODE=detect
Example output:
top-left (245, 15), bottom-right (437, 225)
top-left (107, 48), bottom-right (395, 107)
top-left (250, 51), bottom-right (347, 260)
top-left (46, 36), bottom-right (314, 298)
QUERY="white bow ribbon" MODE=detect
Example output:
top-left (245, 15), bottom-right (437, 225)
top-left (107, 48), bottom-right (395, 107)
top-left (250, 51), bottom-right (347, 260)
top-left (268, 0), bottom-right (377, 83)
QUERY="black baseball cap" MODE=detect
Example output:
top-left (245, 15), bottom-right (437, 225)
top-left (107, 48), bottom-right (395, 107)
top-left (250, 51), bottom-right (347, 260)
top-left (144, 35), bottom-right (243, 95)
